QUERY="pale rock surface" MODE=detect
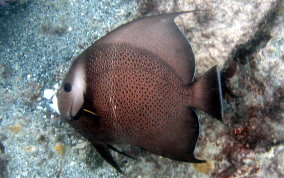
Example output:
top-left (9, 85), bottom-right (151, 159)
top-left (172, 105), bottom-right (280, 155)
top-left (157, 0), bottom-right (279, 75)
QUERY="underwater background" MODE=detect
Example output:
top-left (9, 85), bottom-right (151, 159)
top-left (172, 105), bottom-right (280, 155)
top-left (0, 0), bottom-right (283, 177)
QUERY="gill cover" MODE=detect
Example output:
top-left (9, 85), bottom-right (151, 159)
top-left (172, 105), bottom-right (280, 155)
top-left (57, 58), bottom-right (86, 119)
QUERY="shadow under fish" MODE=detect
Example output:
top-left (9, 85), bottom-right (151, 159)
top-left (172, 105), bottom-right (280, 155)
top-left (56, 11), bottom-right (224, 174)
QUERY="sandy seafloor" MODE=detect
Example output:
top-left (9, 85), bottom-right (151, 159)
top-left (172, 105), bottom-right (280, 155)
top-left (0, 0), bottom-right (284, 177)
top-left (0, 0), bottom-right (139, 177)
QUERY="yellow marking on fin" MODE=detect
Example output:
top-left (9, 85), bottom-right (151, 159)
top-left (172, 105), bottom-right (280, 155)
top-left (83, 108), bottom-right (98, 116)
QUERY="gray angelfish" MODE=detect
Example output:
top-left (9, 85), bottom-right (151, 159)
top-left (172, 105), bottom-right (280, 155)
top-left (56, 11), bottom-right (223, 173)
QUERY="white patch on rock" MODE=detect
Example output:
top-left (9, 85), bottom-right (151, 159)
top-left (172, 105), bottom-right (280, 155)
top-left (43, 89), bottom-right (56, 100)
top-left (50, 95), bottom-right (59, 114)
top-left (43, 88), bottom-right (59, 114)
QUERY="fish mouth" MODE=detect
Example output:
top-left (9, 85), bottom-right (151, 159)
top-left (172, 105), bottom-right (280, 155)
top-left (67, 98), bottom-right (77, 120)
top-left (59, 97), bottom-right (76, 120)
top-left (59, 97), bottom-right (83, 121)
top-left (61, 113), bottom-right (80, 121)
top-left (67, 114), bottom-right (80, 121)
top-left (59, 110), bottom-right (72, 120)
top-left (69, 97), bottom-right (75, 118)
top-left (67, 97), bottom-right (81, 120)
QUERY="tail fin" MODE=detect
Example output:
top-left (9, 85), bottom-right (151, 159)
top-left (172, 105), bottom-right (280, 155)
top-left (190, 66), bottom-right (223, 121)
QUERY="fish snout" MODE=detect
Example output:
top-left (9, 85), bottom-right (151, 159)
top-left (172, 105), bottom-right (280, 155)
top-left (56, 89), bottom-right (75, 120)
top-left (56, 81), bottom-right (85, 120)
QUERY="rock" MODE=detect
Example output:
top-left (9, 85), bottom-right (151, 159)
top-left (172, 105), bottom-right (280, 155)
top-left (275, 148), bottom-right (284, 175)
top-left (0, 0), bottom-right (283, 177)
top-left (138, 0), bottom-right (284, 177)
top-left (156, 0), bottom-right (279, 75)
top-left (24, 145), bottom-right (36, 153)
top-left (2, 0), bottom-right (29, 5)
top-left (0, 154), bottom-right (8, 178)
top-left (0, 0), bottom-right (138, 177)
top-left (211, 1), bottom-right (283, 177)
top-left (72, 141), bottom-right (89, 150)
top-left (0, 142), bottom-right (4, 154)
top-left (0, 64), bottom-right (4, 79)
top-left (0, 0), bottom-right (5, 5)
top-left (37, 135), bottom-right (47, 143)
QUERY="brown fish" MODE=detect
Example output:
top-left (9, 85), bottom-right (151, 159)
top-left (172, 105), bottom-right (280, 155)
top-left (56, 11), bottom-right (223, 173)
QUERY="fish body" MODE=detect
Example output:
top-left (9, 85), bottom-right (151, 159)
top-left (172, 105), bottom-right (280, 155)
top-left (57, 11), bottom-right (223, 173)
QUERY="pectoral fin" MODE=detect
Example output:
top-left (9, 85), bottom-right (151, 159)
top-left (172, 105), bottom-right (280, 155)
top-left (107, 144), bottom-right (136, 160)
top-left (92, 142), bottom-right (124, 174)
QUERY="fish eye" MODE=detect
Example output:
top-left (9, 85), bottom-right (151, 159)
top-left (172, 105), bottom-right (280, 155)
top-left (63, 82), bottom-right (72, 93)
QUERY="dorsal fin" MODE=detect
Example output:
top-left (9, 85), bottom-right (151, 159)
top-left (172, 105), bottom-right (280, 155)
top-left (95, 11), bottom-right (200, 85)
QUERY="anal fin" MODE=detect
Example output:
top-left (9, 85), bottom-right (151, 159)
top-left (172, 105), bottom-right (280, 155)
top-left (187, 108), bottom-right (206, 163)
top-left (139, 108), bottom-right (205, 163)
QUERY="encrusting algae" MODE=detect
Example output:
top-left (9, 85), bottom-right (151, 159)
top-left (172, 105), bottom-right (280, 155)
top-left (54, 143), bottom-right (66, 155)
top-left (193, 161), bottom-right (214, 175)
top-left (8, 123), bottom-right (22, 134)
top-left (24, 146), bottom-right (37, 153)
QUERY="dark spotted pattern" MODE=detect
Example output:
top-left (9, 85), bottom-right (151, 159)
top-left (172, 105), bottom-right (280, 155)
top-left (84, 43), bottom-right (193, 147)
